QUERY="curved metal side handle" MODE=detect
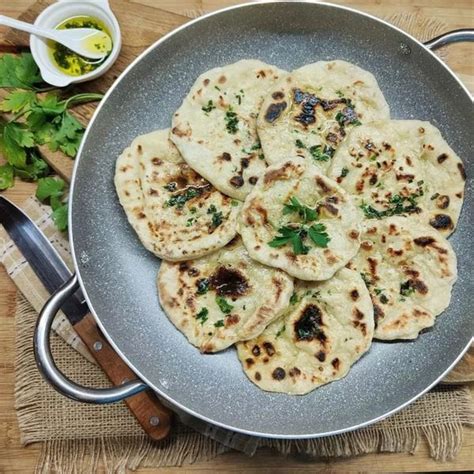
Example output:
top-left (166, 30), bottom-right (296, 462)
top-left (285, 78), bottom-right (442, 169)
top-left (424, 28), bottom-right (474, 50)
top-left (34, 274), bottom-right (148, 403)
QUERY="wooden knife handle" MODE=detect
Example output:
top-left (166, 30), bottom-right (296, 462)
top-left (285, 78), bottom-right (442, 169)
top-left (73, 313), bottom-right (172, 440)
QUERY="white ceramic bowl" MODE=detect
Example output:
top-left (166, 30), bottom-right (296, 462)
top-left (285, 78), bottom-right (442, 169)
top-left (30, 0), bottom-right (121, 87)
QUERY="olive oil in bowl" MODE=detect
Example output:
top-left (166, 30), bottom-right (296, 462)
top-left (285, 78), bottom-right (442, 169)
top-left (48, 16), bottom-right (113, 77)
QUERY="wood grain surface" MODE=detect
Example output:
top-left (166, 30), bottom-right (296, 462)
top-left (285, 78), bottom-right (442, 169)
top-left (0, 0), bottom-right (473, 472)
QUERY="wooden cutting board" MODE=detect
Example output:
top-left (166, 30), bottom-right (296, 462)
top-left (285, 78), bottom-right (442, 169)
top-left (2, 0), bottom-right (472, 383)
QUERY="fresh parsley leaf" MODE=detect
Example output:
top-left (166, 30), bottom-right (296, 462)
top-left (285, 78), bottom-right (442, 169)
top-left (13, 150), bottom-right (49, 181)
top-left (307, 223), bottom-right (330, 248)
top-left (195, 307), bottom-right (209, 325)
top-left (0, 53), bottom-right (43, 89)
top-left (52, 203), bottom-right (68, 231)
top-left (216, 296), bottom-right (233, 314)
top-left (224, 107), bottom-right (239, 134)
top-left (35, 177), bottom-right (65, 202)
top-left (4, 122), bottom-right (35, 148)
top-left (0, 90), bottom-right (36, 113)
top-left (283, 196), bottom-right (317, 223)
top-left (49, 112), bottom-right (84, 157)
top-left (214, 319), bottom-right (225, 328)
top-left (268, 226), bottom-right (310, 255)
top-left (0, 163), bottom-right (14, 190)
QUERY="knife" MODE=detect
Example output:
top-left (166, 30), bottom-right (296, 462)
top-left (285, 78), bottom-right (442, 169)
top-left (0, 195), bottom-right (172, 440)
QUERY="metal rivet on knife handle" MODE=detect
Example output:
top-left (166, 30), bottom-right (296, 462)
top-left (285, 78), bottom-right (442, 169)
top-left (93, 341), bottom-right (103, 351)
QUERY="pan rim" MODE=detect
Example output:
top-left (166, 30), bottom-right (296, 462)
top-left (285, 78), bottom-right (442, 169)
top-left (69, 0), bottom-right (474, 438)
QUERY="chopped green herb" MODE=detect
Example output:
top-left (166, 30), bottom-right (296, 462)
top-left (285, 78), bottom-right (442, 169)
top-left (231, 199), bottom-right (240, 207)
top-left (309, 145), bottom-right (331, 162)
top-left (340, 167), bottom-right (349, 178)
top-left (283, 196), bottom-right (317, 223)
top-left (335, 106), bottom-right (361, 127)
top-left (196, 278), bottom-right (210, 295)
top-left (186, 217), bottom-right (195, 227)
top-left (211, 211), bottom-right (223, 228)
top-left (360, 272), bottom-right (372, 287)
top-left (430, 192), bottom-right (440, 201)
top-left (224, 107), bottom-right (239, 134)
top-left (360, 191), bottom-right (422, 219)
top-left (374, 288), bottom-right (385, 295)
top-left (335, 90), bottom-right (344, 98)
top-left (207, 204), bottom-right (217, 214)
top-left (295, 139), bottom-right (305, 148)
top-left (202, 100), bottom-right (216, 114)
top-left (214, 85), bottom-right (221, 91)
top-left (166, 187), bottom-right (202, 209)
top-left (276, 325), bottom-right (286, 338)
top-left (400, 281), bottom-right (415, 297)
top-left (369, 154), bottom-right (377, 161)
top-left (214, 319), bottom-right (225, 328)
top-left (216, 296), bottom-right (233, 314)
top-left (258, 153), bottom-right (264, 160)
top-left (289, 292), bottom-right (299, 305)
top-left (190, 207), bottom-right (197, 214)
top-left (195, 307), bottom-right (209, 325)
top-left (235, 94), bottom-right (242, 105)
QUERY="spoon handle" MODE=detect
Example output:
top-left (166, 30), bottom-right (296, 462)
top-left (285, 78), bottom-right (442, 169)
top-left (0, 15), bottom-right (59, 43)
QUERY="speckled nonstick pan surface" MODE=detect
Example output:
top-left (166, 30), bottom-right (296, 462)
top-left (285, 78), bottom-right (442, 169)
top-left (69, 2), bottom-right (473, 438)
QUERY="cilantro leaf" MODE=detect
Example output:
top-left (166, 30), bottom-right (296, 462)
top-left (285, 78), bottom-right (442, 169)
top-left (36, 177), bottom-right (66, 202)
top-left (0, 164), bottom-right (14, 190)
top-left (0, 90), bottom-right (36, 113)
top-left (283, 196), bottom-right (317, 223)
top-left (216, 296), bottom-right (233, 314)
top-left (308, 223), bottom-right (330, 248)
top-left (52, 203), bottom-right (68, 231)
top-left (0, 53), bottom-right (43, 89)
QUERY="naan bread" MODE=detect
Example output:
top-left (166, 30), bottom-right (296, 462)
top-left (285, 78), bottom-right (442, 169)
top-left (237, 268), bottom-right (374, 394)
top-left (347, 216), bottom-right (457, 340)
top-left (327, 120), bottom-right (466, 236)
top-left (257, 60), bottom-right (389, 173)
top-left (170, 60), bottom-right (286, 200)
top-left (239, 158), bottom-right (362, 281)
top-left (158, 238), bottom-right (294, 353)
top-left (115, 129), bottom-right (241, 261)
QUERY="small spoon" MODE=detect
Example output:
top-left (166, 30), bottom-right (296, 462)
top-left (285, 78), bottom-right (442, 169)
top-left (0, 15), bottom-right (112, 60)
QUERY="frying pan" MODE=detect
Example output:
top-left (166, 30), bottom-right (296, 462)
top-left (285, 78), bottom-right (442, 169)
top-left (35, 1), bottom-right (474, 438)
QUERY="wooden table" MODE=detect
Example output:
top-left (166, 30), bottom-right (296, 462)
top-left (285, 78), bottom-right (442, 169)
top-left (1, 1), bottom-right (473, 472)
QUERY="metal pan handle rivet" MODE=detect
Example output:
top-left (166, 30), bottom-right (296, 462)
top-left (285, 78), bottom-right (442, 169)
top-left (34, 274), bottom-right (149, 403)
top-left (149, 416), bottom-right (160, 426)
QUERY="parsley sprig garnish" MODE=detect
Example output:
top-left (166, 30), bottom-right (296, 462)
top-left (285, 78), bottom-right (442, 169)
top-left (268, 196), bottom-right (330, 255)
top-left (283, 196), bottom-right (317, 222)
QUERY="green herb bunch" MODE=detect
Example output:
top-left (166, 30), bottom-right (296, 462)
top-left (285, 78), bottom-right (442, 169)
top-left (0, 53), bottom-right (103, 230)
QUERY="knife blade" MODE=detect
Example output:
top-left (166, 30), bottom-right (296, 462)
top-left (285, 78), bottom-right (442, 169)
top-left (0, 196), bottom-right (172, 440)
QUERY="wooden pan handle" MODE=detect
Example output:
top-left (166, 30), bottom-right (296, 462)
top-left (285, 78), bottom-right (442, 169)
top-left (73, 313), bottom-right (172, 440)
